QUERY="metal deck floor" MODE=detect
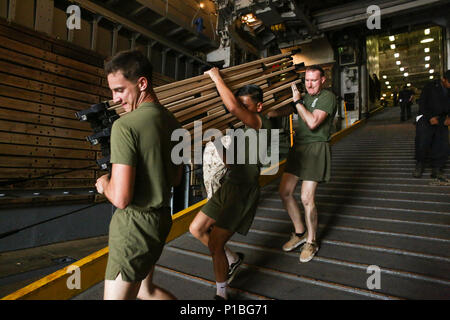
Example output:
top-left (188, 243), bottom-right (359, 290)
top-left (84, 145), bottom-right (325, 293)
top-left (75, 106), bottom-right (450, 300)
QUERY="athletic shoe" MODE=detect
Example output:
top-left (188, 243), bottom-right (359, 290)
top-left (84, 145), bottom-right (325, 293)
top-left (282, 231), bottom-right (308, 252)
top-left (227, 252), bottom-right (244, 284)
top-left (413, 162), bottom-right (424, 178)
top-left (299, 242), bottom-right (319, 263)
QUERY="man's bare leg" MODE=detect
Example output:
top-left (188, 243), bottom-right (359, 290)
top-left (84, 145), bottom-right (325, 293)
top-left (279, 172), bottom-right (305, 234)
top-left (189, 210), bottom-right (238, 263)
top-left (300, 180), bottom-right (318, 243)
top-left (137, 266), bottom-right (176, 300)
top-left (104, 273), bottom-right (141, 300)
top-left (208, 226), bottom-right (234, 299)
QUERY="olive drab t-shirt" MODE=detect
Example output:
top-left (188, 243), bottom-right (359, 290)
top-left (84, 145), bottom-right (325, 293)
top-left (225, 114), bottom-right (272, 184)
top-left (293, 89), bottom-right (337, 145)
top-left (110, 102), bottom-right (181, 212)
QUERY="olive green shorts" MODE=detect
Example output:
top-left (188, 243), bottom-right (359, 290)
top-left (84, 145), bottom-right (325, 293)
top-left (202, 179), bottom-right (260, 236)
top-left (285, 141), bottom-right (331, 182)
top-left (105, 206), bottom-right (172, 282)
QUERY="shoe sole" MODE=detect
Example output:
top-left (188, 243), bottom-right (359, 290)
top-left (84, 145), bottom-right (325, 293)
top-left (299, 247), bottom-right (319, 263)
top-left (282, 238), bottom-right (307, 252)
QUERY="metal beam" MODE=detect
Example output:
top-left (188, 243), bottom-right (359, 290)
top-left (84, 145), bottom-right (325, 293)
top-left (314, 0), bottom-right (445, 31)
top-left (7, 0), bottom-right (16, 22)
top-left (161, 48), bottom-right (171, 76)
top-left (90, 15), bottom-right (102, 51)
top-left (73, 0), bottom-right (212, 66)
top-left (111, 24), bottom-right (122, 56)
top-left (34, 0), bottom-right (54, 35)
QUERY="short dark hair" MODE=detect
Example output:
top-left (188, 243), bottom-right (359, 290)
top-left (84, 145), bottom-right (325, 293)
top-left (105, 50), bottom-right (153, 84)
top-left (444, 70), bottom-right (450, 80)
top-left (235, 84), bottom-right (263, 104)
top-left (306, 65), bottom-right (325, 77)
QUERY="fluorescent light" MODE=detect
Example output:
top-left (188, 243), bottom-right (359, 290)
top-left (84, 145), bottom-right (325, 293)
top-left (429, 75), bottom-right (434, 79)
top-left (404, 72), bottom-right (408, 77)
top-left (385, 81), bottom-right (389, 85)
top-left (400, 67), bottom-right (405, 71)
top-left (407, 83), bottom-right (411, 87)
top-left (425, 64), bottom-right (430, 68)
top-left (396, 61), bottom-right (401, 65)
top-left (424, 28), bottom-right (430, 35)
top-left (387, 86), bottom-right (391, 89)
top-left (421, 38), bottom-right (434, 43)
top-left (425, 56), bottom-right (430, 61)
top-left (390, 44), bottom-right (396, 49)
top-left (394, 53), bottom-right (400, 58)
top-left (424, 48), bottom-right (430, 53)
top-left (382, 75), bottom-right (387, 79)
top-left (389, 35), bottom-right (395, 41)
top-left (382, 93), bottom-right (387, 97)
top-left (429, 69), bottom-right (434, 73)
top-left (391, 94), bottom-right (394, 97)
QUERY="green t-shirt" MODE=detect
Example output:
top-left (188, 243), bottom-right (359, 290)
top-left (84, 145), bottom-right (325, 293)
top-left (110, 102), bottom-right (181, 211)
top-left (225, 114), bottom-right (272, 184)
top-left (294, 89), bottom-right (337, 145)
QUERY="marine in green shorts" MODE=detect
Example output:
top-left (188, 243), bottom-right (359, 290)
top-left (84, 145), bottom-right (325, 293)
top-left (95, 50), bottom-right (181, 300)
top-left (189, 67), bottom-right (272, 300)
top-left (267, 65), bottom-right (337, 264)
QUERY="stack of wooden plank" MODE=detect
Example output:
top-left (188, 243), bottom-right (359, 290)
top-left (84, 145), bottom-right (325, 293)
top-left (154, 51), bottom-right (302, 142)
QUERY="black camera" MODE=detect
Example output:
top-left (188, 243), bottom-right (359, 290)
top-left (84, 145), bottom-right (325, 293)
top-left (76, 100), bottom-right (121, 171)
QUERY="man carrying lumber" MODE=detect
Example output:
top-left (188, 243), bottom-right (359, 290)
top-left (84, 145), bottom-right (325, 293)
top-left (95, 50), bottom-right (181, 300)
top-left (189, 67), bottom-right (272, 300)
top-left (267, 65), bottom-right (336, 263)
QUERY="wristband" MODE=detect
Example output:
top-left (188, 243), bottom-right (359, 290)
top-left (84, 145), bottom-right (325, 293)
top-left (293, 99), bottom-right (304, 106)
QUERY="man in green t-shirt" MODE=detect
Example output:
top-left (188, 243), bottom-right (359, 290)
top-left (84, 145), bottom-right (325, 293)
top-left (267, 65), bottom-right (336, 263)
top-left (95, 50), bottom-right (181, 300)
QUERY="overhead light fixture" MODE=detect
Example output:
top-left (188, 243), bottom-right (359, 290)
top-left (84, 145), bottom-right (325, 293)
top-left (421, 38), bottom-right (434, 43)
top-left (241, 12), bottom-right (257, 23)
top-left (424, 48), bottom-right (430, 53)
top-left (389, 35), bottom-right (395, 41)
top-left (424, 28), bottom-right (430, 35)
top-left (387, 86), bottom-right (392, 89)
top-left (404, 72), bottom-right (408, 77)
top-left (429, 69), bottom-right (434, 73)
top-left (407, 83), bottom-right (411, 87)
top-left (394, 53), bottom-right (400, 58)
top-left (385, 81), bottom-right (389, 85)
top-left (400, 67), bottom-right (405, 72)
top-left (430, 75), bottom-right (434, 79)
top-left (425, 56), bottom-right (430, 61)
top-left (425, 64), bottom-right (430, 68)
top-left (390, 44), bottom-right (396, 49)
top-left (382, 75), bottom-right (387, 79)
top-left (396, 61), bottom-right (401, 65)
top-left (382, 93), bottom-right (387, 97)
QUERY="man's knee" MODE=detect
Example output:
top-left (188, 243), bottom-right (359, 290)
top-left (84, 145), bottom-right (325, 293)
top-left (189, 220), bottom-right (203, 239)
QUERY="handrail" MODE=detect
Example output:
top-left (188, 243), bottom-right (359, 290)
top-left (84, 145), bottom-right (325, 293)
top-left (1, 106), bottom-right (384, 300)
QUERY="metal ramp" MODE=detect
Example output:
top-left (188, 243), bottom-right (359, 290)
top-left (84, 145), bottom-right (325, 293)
top-left (74, 106), bottom-right (450, 300)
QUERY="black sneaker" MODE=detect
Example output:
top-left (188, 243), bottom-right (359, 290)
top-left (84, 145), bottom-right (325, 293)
top-left (227, 252), bottom-right (244, 284)
top-left (413, 162), bottom-right (424, 178)
top-left (431, 168), bottom-right (446, 181)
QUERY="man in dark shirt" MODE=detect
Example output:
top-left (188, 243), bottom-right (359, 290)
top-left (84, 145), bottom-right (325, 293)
top-left (398, 85), bottom-right (414, 121)
top-left (413, 70), bottom-right (450, 181)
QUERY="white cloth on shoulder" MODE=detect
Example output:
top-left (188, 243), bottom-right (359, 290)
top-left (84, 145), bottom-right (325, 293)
top-left (203, 135), bottom-right (232, 199)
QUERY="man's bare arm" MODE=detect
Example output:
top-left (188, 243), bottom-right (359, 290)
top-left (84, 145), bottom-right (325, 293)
top-left (96, 164), bottom-right (135, 209)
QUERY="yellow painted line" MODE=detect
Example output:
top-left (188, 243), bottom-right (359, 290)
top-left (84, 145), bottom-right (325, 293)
top-left (2, 116), bottom-right (370, 300)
